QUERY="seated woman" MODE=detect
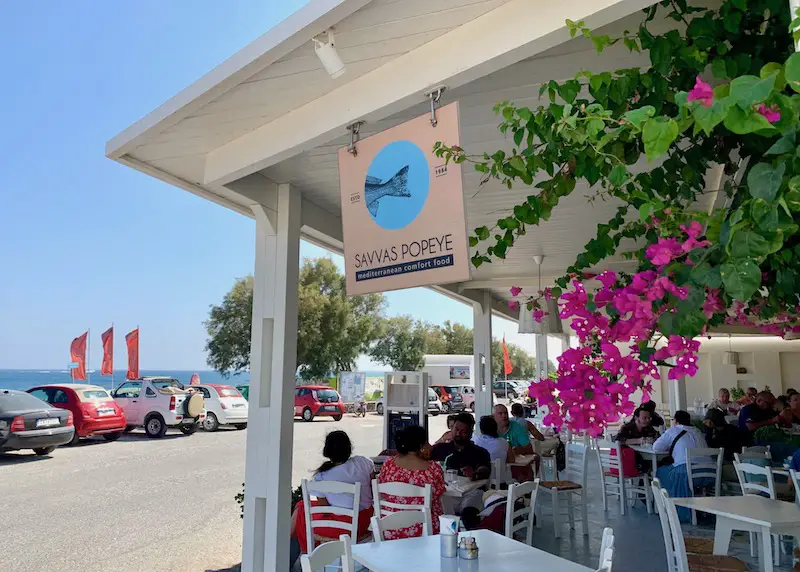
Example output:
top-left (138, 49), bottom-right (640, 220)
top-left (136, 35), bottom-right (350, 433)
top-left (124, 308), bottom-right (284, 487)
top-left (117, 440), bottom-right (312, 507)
top-left (377, 425), bottom-right (446, 539)
top-left (291, 431), bottom-right (374, 558)
top-left (473, 415), bottom-right (515, 465)
top-left (779, 393), bottom-right (800, 427)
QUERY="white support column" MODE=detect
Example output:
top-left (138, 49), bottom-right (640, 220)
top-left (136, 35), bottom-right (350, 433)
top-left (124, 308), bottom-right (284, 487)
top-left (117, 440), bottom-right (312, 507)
top-left (242, 184), bottom-right (301, 572)
top-left (668, 376), bottom-right (688, 416)
top-left (473, 290), bottom-right (494, 420)
top-left (535, 335), bottom-right (549, 380)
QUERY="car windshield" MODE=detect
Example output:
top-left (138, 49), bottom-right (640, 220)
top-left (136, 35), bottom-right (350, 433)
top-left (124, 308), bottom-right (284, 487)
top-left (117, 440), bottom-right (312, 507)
top-left (151, 379), bottom-right (182, 390)
top-left (218, 388), bottom-right (241, 398)
top-left (315, 389), bottom-right (339, 401)
top-left (428, 389), bottom-right (438, 400)
top-left (0, 392), bottom-right (49, 412)
top-left (442, 386), bottom-right (461, 393)
top-left (81, 390), bottom-right (110, 400)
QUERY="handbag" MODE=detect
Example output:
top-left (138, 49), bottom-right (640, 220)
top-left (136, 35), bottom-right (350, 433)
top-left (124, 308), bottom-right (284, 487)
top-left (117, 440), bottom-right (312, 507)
top-left (657, 429), bottom-right (687, 468)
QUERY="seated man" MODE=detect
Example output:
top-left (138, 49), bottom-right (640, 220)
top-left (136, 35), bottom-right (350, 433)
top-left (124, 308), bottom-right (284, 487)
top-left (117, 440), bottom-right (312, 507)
top-left (707, 387), bottom-right (741, 415)
top-left (736, 386), bottom-right (758, 406)
top-left (431, 413), bottom-right (491, 514)
top-left (615, 407), bottom-right (659, 473)
top-left (494, 404), bottom-right (535, 480)
top-left (738, 391), bottom-right (779, 436)
top-left (641, 401), bottom-right (665, 428)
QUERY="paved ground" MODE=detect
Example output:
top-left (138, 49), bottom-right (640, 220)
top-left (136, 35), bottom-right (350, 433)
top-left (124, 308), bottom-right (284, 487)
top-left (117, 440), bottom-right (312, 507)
top-left (0, 412), bottom-right (448, 572)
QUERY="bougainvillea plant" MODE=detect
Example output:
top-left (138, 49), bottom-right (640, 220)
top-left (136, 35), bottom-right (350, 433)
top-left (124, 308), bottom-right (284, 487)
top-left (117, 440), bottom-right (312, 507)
top-left (434, 0), bottom-right (800, 436)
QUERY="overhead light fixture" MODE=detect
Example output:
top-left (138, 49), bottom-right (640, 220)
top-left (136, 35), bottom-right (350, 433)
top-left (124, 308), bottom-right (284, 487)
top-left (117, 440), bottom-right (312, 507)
top-left (722, 334), bottom-right (739, 365)
top-left (313, 30), bottom-right (345, 79)
top-left (518, 255), bottom-right (563, 335)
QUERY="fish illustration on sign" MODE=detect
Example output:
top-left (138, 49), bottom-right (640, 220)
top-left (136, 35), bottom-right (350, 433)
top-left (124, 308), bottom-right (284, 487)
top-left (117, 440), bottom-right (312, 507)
top-left (364, 165), bottom-right (411, 217)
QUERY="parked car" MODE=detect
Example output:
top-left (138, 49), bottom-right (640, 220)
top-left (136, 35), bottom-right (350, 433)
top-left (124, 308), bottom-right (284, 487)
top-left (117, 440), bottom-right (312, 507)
top-left (0, 389), bottom-right (74, 456)
top-left (491, 380), bottom-right (528, 400)
top-left (111, 377), bottom-right (205, 438)
top-left (27, 384), bottom-right (126, 444)
top-left (431, 385), bottom-right (466, 413)
top-left (192, 384), bottom-right (248, 431)
top-left (294, 386), bottom-right (345, 422)
top-left (450, 386), bottom-right (477, 412)
top-left (375, 388), bottom-right (441, 416)
top-left (236, 384), bottom-right (250, 401)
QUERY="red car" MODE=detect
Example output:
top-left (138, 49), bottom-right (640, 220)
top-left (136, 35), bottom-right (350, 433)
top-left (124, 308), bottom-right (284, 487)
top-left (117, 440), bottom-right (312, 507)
top-left (27, 384), bottom-right (126, 444)
top-left (294, 385), bottom-right (345, 422)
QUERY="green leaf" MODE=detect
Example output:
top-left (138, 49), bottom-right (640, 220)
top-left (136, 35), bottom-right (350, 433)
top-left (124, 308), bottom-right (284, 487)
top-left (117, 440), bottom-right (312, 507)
top-left (786, 53), bottom-right (800, 93)
top-left (721, 259), bottom-right (761, 301)
top-left (509, 156), bottom-right (527, 175)
top-left (747, 162), bottom-right (786, 203)
top-left (586, 119), bottom-right (605, 139)
top-left (729, 230), bottom-right (771, 258)
top-left (751, 199), bottom-right (779, 231)
top-left (475, 226), bottom-right (490, 241)
top-left (760, 62), bottom-right (786, 91)
top-left (609, 164), bottom-right (629, 186)
top-left (712, 58), bottom-right (728, 79)
top-left (723, 105), bottom-right (775, 134)
top-left (557, 80), bottom-right (580, 104)
top-left (642, 117), bottom-right (679, 161)
top-left (513, 129), bottom-right (524, 147)
top-left (729, 74), bottom-right (777, 109)
top-left (638, 202), bottom-right (653, 221)
top-left (649, 37), bottom-right (673, 75)
top-left (723, 10), bottom-right (742, 33)
top-left (468, 236), bottom-right (478, 247)
top-left (786, 180), bottom-right (800, 211)
top-left (622, 106), bottom-right (656, 130)
top-left (693, 99), bottom-right (728, 135)
top-left (765, 132), bottom-right (796, 156)
top-left (691, 262), bottom-right (722, 289)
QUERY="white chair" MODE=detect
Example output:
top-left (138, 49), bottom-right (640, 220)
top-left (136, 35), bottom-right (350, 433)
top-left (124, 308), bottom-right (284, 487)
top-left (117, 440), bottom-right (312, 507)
top-left (598, 546), bottom-right (614, 571)
top-left (734, 461), bottom-right (782, 563)
top-left (534, 438), bottom-right (559, 481)
top-left (370, 510), bottom-right (430, 542)
top-left (300, 534), bottom-right (354, 572)
top-left (504, 479), bottom-right (539, 545)
top-left (371, 479), bottom-right (433, 534)
top-left (595, 440), bottom-right (652, 515)
top-left (651, 482), bottom-right (746, 572)
top-left (491, 458), bottom-right (510, 489)
top-left (537, 442), bottom-right (589, 538)
top-left (599, 527), bottom-right (615, 569)
top-left (301, 479), bottom-right (361, 554)
top-left (790, 469), bottom-right (800, 505)
top-left (686, 447), bottom-right (723, 525)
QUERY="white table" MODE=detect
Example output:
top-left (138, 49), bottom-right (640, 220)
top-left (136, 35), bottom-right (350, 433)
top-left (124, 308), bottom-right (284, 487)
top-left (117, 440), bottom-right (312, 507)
top-left (628, 444), bottom-right (668, 474)
top-left (351, 529), bottom-right (594, 572)
top-left (510, 454), bottom-right (536, 467)
top-left (443, 477), bottom-right (488, 498)
top-left (672, 496), bottom-right (800, 572)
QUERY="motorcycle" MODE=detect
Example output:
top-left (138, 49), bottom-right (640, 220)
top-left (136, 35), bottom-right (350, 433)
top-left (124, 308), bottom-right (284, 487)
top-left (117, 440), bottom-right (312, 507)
top-left (354, 396), bottom-right (367, 418)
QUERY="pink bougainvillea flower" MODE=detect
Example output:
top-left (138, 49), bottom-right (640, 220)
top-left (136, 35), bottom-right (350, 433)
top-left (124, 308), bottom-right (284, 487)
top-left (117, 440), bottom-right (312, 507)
top-left (646, 238), bottom-right (683, 266)
top-left (533, 309), bottom-right (546, 322)
top-left (687, 76), bottom-right (714, 107)
top-left (509, 286), bottom-right (523, 297)
top-left (679, 220), bottom-right (711, 252)
top-left (508, 300), bottom-right (520, 311)
top-left (757, 103), bottom-right (781, 124)
top-left (597, 270), bottom-right (617, 290)
top-left (702, 289), bottom-right (724, 318)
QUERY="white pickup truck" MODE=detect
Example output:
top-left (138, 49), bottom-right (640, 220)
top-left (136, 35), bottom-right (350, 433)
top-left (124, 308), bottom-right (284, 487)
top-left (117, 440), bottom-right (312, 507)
top-left (111, 377), bottom-right (205, 438)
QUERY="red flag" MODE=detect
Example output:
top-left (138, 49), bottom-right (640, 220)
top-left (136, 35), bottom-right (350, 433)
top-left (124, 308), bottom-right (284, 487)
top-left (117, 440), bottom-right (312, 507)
top-left (502, 336), bottom-right (513, 376)
top-left (101, 327), bottom-right (114, 376)
top-left (125, 328), bottom-right (139, 380)
top-left (70, 332), bottom-right (88, 381)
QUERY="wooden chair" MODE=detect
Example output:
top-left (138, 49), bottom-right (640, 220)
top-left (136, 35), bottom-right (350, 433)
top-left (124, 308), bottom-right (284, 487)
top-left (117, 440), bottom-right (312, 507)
top-left (537, 442), bottom-right (589, 538)
top-left (370, 510), bottom-right (430, 542)
top-left (686, 447), bottom-right (723, 525)
top-left (651, 483), bottom-right (746, 572)
top-left (595, 440), bottom-right (652, 515)
top-left (300, 534), bottom-right (353, 572)
top-left (504, 479), bottom-right (539, 545)
top-left (301, 479), bottom-right (361, 554)
top-left (371, 479), bottom-right (432, 534)
top-left (733, 461), bottom-right (782, 563)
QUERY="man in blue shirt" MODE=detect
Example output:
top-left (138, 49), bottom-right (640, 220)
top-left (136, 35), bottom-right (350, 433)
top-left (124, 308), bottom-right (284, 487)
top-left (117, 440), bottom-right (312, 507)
top-left (738, 391), bottom-right (780, 434)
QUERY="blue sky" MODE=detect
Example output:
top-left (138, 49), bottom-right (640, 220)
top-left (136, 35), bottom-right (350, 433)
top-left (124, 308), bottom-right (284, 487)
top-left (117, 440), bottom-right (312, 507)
top-left (0, 1), bottom-right (549, 371)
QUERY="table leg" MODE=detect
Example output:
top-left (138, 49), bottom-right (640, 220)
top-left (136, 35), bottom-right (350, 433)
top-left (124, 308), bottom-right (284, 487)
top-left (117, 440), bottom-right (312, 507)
top-left (760, 527), bottom-right (774, 572)
top-left (650, 454), bottom-right (658, 476)
top-left (712, 517), bottom-right (735, 555)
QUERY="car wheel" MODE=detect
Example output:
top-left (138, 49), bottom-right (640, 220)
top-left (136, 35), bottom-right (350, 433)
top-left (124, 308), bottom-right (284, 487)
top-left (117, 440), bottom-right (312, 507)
top-left (144, 414), bottom-right (167, 438)
top-left (508, 391), bottom-right (518, 400)
top-left (203, 412), bottom-right (220, 432)
top-left (333, 414), bottom-right (343, 421)
top-left (234, 423), bottom-right (247, 430)
top-left (430, 410), bottom-right (439, 416)
top-left (123, 426), bottom-right (134, 433)
top-left (68, 429), bottom-right (81, 446)
top-left (33, 446), bottom-right (56, 456)
top-left (302, 408), bottom-right (314, 422)
top-left (441, 402), bottom-right (451, 413)
top-left (179, 423), bottom-right (198, 435)
top-left (103, 432), bottom-right (123, 442)
top-left (376, 403), bottom-right (384, 416)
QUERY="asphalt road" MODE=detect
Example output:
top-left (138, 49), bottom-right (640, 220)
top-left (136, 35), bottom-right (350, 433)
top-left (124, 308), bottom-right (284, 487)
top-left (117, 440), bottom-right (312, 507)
top-left (1, 412), bottom-right (449, 572)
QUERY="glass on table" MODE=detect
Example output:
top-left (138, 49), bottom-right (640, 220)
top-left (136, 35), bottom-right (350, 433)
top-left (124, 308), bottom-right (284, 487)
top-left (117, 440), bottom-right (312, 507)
top-left (445, 469), bottom-right (458, 484)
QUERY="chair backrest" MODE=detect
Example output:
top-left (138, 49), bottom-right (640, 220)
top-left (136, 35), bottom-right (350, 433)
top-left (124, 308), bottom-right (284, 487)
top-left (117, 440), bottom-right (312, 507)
top-left (734, 461), bottom-right (776, 499)
top-left (300, 534), bottom-right (353, 572)
top-left (301, 478), bottom-right (361, 554)
top-left (790, 469), bottom-right (800, 506)
top-left (505, 479), bottom-right (539, 545)
top-left (686, 447), bottom-right (723, 497)
top-left (651, 484), bottom-right (690, 572)
top-left (491, 458), bottom-right (509, 489)
top-left (736, 446), bottom-right (772, 462)
top-left (599, 527), bottom-right (615, 569)
top-left (372, 478), bottom-right (431, 514)
top-left (370, 510), bottom-right (430, 542)
top-left (565, 442), bottom-right (589, 487)
top-left (599, 546), bottom-right (614, 571)
top-left (595, 440), bottom-right (623, 481)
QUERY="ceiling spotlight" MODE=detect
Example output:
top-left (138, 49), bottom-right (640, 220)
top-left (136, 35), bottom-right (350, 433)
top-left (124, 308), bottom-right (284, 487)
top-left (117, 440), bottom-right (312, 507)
top-left (313, 30), bottom-right (345, 79)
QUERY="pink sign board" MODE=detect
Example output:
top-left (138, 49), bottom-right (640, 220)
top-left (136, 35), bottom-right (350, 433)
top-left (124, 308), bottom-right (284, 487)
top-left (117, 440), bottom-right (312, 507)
top-left (338, 102), bottom-right (470, 296)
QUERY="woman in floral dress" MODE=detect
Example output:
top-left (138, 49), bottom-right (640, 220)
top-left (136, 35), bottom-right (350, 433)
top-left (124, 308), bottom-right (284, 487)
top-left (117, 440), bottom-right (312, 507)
top-left (377, 425), bottom-right (446, 539)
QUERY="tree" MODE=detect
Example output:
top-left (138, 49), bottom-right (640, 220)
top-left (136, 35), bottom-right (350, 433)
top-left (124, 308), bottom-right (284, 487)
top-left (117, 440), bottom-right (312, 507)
top-left (369, 315), bottom-right (428, 370)
top-left (422, 320), bottom-right (473, 354)
top-left (490, 339), bottom-right (538, 379)
top-left (204, 258), bottom-right (385, 378)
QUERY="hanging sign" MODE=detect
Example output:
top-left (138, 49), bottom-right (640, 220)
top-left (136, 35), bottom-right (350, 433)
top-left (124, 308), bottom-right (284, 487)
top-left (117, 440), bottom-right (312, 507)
top-left (338, 102), bottom-right (469, 295)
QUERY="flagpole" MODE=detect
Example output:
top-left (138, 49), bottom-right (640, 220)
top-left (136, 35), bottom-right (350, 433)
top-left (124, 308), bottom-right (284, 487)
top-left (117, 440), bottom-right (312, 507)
top-left (87, 327), bottom-right (91, 384)
top-left (111, 322), bottom-right (115, 391)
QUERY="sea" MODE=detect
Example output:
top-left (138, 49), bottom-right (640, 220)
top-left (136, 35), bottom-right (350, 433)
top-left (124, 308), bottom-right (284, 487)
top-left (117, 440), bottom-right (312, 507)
top-left (0, 369), bottom-right (250, 392)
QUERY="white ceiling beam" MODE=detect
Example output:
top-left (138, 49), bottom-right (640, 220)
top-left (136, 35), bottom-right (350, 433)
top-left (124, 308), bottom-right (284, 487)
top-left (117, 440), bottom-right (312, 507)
top-left (203, 0), bottom-right (656, 186)
top-left (431, 284), bottom-right (518, 322)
